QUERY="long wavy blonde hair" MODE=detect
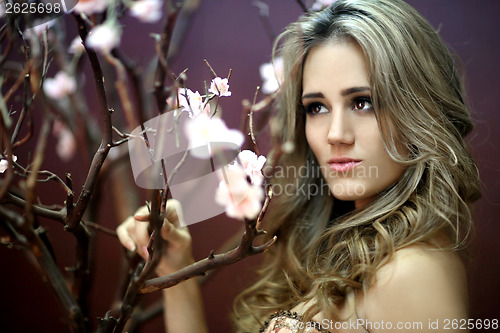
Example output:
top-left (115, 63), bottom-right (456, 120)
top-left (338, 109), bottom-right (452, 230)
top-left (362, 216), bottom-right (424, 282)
top-left (232, 0), bottom-right (481, 331)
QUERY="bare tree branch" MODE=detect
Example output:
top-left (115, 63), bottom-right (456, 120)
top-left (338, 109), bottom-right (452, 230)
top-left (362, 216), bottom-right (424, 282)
top-left (0, 102), bottom-right (15, 202)
top-left (0, 206), bottom-right (85, 333)
top-left (139, 218), bottom-right (276, 294)
top-left (24, 110), bottom-right (52, 230)
top-left (3, 191), bottom-right (65, 221)
top-left (296, 0), bottom-right (309, 12)
top-left (105, 53), bottom-right (139, 131)
top-left (68, 14), bottom-right (115, 231)
top-left (153, 0), bottom-right (184, 114)
top-left (252, 1), bottom-right (277, 42)
top-left (110, 191), bottom-right (165, 333)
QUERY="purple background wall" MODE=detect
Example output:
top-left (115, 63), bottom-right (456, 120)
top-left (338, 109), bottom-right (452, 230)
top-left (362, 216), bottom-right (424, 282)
top-left (1, 1), bottom-right (499, 332)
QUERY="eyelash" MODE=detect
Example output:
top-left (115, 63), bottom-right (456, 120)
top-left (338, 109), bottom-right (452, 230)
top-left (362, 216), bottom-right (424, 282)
top-left (303, 97), bottom-right (374, 115)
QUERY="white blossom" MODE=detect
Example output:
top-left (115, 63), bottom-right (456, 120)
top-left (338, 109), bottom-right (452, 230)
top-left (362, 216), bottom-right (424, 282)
top-left (53, 121), bottom-right (76, 162)
top-left (311, 0), bottom-right (337, 11)
top-left (43, 72), bottom-right (77, 99)
top-left (0, 155), bottom-right (17, 173)
top-left (236, 150), bottom-right (266, 186)
top-left (130, 0), bottom-right (163, 23)
top-left (177, 89), bottom-right (209, 118)
top-left (209, 77), bottom-right (231, 97)
top-left (184, 113), bottom-right (244, 159)
top-left (215, 164), bottom-right (264, 220)
top-left (74, 0), bottom-right (110, 15)
top-left (259, 57), bottom-right (283, 94)
top-left (86, 22), bottom-right (121, 54)
top-left (69, 37), bottom-right (85, 54)
top-left (0, 2), bottom-right (6, 18)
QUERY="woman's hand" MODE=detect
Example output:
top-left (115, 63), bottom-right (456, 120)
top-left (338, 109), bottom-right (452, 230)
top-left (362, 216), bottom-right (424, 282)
top-left (116, 199), bottom-right (194, 276)
top-left (118, 200), bottom-right (209, 332)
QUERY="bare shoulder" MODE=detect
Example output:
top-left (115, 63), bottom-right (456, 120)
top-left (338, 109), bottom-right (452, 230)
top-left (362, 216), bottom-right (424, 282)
top-left (356, 243), bottom-right (468, 332)
top-left (374, 244), bottom-right (468, 293)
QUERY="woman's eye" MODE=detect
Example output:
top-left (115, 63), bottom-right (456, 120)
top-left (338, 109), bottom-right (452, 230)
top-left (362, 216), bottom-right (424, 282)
top-left (352, 97), bottom-right (373, 111)
top-left (304, 103), bottom-right (328, 115)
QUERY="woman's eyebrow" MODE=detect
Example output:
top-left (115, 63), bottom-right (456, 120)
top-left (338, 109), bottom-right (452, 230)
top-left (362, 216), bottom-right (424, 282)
top-left (301, 92), bottom-right (324, 100)
top-left (302, 87), bottom-right (371, 100)
top-left (340, 87), bottom-right (371, 96)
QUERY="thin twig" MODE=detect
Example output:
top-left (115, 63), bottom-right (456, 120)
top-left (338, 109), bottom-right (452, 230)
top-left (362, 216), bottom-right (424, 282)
top-left (139, 216), bottom-right (276, 293)
top-left (65, 174), bottom-right (74, 217)
top-left (296, 0), bottom-right (308, 12)
top-left (24, 113), bottom-right (52, 231)
top-left (252, 1), bottom-right (276, 42)
top-left (105, 52), bottom-right (139, 131)
top-left (153, 0), bottom-right (184, 114)
top-left (68, 14), bottom-right (114, 231)
top-left (12, 164), bottom-right (73, 195)
top-left (203, 58), bottom-right (217, 78)
top-left (112, 50), bottom-right (147, 127)
top-left (248, 86), bottom-right (261, 155)
top-left (0, 26), bottom-right (13, 68)
top-left (11, 71), bottom-right (33, 148)
top-left (111, 192), bottom-right (165, 333)
top-left (0, 108), bottom-right (14, 202)
top-left (2, 64), bottom-right (30, 103)
top-left (84, 221), bottom-right (118, 237)
top-left (256, 185), bottom-right (273, 230)
top-left (3, 191), bottom-right (66, 222)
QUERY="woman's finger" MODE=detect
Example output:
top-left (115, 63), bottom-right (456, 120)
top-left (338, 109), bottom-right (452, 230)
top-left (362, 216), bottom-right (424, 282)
top-left (134, 205), bottom-right (150, 221)
top-left (160, 219), bottom-right (190, 246)
top-left (164, 199), bottom-right (185, 227)
top-left (116, 216), bottom-right (137, 251)
top-left (134, 218), bottom-right (150, 259)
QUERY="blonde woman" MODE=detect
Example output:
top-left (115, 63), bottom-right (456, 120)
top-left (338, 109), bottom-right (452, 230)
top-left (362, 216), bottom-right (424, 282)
top-left (117, 0), bottom-right (480, 332)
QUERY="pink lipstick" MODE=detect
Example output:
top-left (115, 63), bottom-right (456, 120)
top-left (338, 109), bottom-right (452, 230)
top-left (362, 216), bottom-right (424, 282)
top-left (327, 157), bottom-right (361, 172)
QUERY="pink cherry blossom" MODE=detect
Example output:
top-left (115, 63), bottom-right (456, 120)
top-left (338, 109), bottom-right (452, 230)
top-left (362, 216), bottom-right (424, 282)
top-left (215, 165), bottom-right (264, 220)
top-left (130, 0), bottom-right (163, 23)
top-left (177, 88), bottom-right (207, 118)
top-left (184, 113), bottom-right (244, 159)
top-left (202, 103), bottom-right (211, 115)
top-left (43, 71), bottom-right (77, 99)
top-left (237, 150), bottom-right (266, 186)
top-left (311, 0), bottom-right (337, 11)
top-left (69, 37), bottom-right (85, 54)
top-left (53, 121), bottom-right (76, 162)
top-left (209, 77), bottom-right (231, 97)
top-left (85, 23), bottom-right (121, 54)
top-left (0, 2), bottom-right (6, 18)
top-left (259, 57), bottom-right (283, 94)
top-left (0, 155), bottom-right (17, 173)
top-left (74, 0), bottom-right (110, 15)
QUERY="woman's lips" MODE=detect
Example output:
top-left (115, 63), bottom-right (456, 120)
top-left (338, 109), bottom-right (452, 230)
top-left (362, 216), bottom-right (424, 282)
top-left (327, 158), bottom-right (362, 172)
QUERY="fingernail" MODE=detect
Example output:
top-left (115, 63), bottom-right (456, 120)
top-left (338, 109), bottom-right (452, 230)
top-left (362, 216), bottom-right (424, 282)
top-left (142, 246), bottom-right (149, 256)
top-left (126, 242), bottom-right (136, 252)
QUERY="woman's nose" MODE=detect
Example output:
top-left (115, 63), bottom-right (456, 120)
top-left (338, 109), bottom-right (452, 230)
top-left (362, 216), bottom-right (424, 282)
top-left (327, 109), bottom-right (355, 146)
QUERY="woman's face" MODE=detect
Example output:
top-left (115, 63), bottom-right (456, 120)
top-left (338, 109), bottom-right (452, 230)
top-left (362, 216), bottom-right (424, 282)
top-left (303, 41), bottom-right (405, 208)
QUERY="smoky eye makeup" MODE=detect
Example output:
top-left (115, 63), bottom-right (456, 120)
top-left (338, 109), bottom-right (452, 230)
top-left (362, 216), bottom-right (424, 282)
top-left (351, 96), bottom-right (374, 112)
top-left (302, 102), bottom-right (329, 115)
